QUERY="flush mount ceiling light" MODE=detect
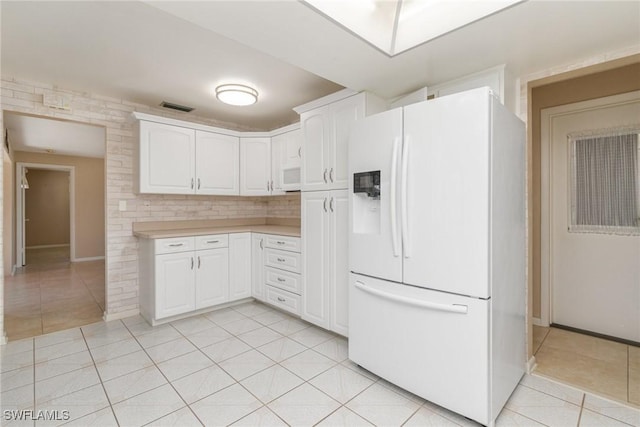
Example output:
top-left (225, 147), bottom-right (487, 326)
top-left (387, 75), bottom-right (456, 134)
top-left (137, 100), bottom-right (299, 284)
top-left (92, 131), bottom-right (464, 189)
top-left (215, 84), bottom-right (258, 106)
top-left (302, 0), bottom-right (524, 57)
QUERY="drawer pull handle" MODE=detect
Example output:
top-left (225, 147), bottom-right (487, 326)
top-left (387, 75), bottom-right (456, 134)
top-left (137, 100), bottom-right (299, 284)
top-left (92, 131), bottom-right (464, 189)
top-left (277, 297), bottom-right (286, 302)
top-left (276, 241), bottom-right (286, 245)
top-left (206, 240), bottom-right (219, 244)
top-left (277, 277), bottom-right (286, 282)
top-left (168, 243), bottom-right (184, 247)
top-left (277, 258), bottom-right (285, 262)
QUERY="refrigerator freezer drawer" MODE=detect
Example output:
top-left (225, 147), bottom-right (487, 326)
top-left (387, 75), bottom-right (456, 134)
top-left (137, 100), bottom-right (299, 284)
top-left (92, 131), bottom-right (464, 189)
top-left (349, 273), bottom-right (490, 425)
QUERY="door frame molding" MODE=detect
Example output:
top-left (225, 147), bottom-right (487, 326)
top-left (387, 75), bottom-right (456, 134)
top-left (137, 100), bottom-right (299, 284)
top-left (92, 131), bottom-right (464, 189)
top-left (539, 90), bottom-right (640, 327)
top-left (16, 162), bottom-right (76, 266)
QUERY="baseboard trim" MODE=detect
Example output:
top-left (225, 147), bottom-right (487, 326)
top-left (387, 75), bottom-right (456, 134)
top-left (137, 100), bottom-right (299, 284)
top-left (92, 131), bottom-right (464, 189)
top-left (532, 317), bottom-right (549, 327)
top-left (103, 308), bottom-right (139, 322)
top-left (26, 244), bottom-right (70, 249)
top-left (526, 356), bottom-right (537, 374)
top-left (72, 256), bottom-right (105, 262)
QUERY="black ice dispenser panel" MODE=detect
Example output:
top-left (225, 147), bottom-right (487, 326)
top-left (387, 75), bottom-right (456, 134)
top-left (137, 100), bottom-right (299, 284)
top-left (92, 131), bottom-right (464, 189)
top-left (353, 171), bottom-right (380, 198)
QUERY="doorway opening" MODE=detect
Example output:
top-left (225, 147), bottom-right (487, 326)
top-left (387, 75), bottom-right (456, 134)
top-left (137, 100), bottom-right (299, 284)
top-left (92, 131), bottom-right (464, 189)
top-left (3, 111), bottom-right (106, 340)
top-left (17, 163), bottom-right (75, 267)
top-left (530, 60), bottom-right (640, 407)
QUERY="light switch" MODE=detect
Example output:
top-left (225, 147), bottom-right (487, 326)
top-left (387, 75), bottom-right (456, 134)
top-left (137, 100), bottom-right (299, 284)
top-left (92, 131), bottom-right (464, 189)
top-left (118, 200), bottom-right (127, 211)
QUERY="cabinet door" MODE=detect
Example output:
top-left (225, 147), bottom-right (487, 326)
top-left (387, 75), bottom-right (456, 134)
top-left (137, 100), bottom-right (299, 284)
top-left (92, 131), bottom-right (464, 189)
top-left (156, 252), bottom-right (196, 318)
top-left (329, 190), bottom-right (349, 336)
top-left (251, 234), bottom-right (265, 301)
top-left (229, 233), bottom-right (252, 301)
top-left (301, 107), bottom-right (330, 191)
top-left (301, 191), bottom-right (330, 328)
top-left (196, 131), bottom-right (239, 195)
top-left (139, 121), bottom-right (196, 194)
top-left (330, 94), bottom-right (365, 190)
top-left (240, 137), bottom-right (271, 195)
top-left (196, 248), bottom-right (229, 309)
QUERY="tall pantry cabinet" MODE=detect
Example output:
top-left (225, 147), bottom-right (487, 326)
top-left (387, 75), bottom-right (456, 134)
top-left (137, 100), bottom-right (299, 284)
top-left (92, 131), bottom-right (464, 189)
top-left (296, 90), bottom-right (386, 336)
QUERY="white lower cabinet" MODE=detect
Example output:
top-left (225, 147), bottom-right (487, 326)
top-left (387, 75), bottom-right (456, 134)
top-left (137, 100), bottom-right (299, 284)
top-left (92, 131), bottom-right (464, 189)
top-left (140, 231), bottom-right (302, 324)
top-left (261, 234), bottom-right (302, 315)
top-left (302, 190), bottom-right (349, 336)
top-left (155, 251), bottom-right (197, 319)
top-left (229, 233), bottom-right (252, 300)
top-left (195, 248), bottom-right (229, 309)
top-left (251, 234), bottom-right (266, 301)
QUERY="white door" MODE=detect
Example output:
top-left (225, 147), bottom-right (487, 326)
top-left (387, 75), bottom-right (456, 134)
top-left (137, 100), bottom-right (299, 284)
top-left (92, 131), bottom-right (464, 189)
top-left (301, 107), bottom-right (330, 191)
top-left (543, 92), bottom-right (640, 341)
top-left (403, 88), bottom-right (491, 298)
top-left (330, 94), bottom-right (364, 190)
top-left (195, 130), bottom-right (239, 195)
top-left (251, 234), bottom-right (265, 301)
top-left (229, 233), bottom-right (252, 300)
top-left (349, 108), bottom-right (403, 283)
top-left (240, 137), bottom-right (271, 195)
top-left (329, 190), bottom-right (349, 336)
top-left (196, 248), bottom-right (229, 309)
top-left (139, 121), bottom-right (195, 194)
top-left (156, 252), bottom-right (196, 318)
top-left (302, 191), bottom-right (330, 328)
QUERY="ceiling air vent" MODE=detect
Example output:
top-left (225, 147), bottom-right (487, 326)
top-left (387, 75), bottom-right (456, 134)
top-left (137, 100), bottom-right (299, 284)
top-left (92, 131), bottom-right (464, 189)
top-left (160, 101), bottom-right (194, 113)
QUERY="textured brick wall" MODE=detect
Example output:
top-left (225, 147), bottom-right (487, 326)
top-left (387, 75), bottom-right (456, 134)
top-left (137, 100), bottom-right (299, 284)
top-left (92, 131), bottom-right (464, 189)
top-left (0, 77), bottom-right (293, 320)
top-left (267, 194), bottom-right (301, 218)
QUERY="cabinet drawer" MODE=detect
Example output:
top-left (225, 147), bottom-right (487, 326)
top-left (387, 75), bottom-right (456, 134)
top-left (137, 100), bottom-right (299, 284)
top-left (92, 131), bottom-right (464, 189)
top-left (265, 286), bottom-right (301, 316)
top-left (155, 237), bottom-right (195, 254)
top-left (264, 235), bottom-right (301, 252)
top-left (265, 248), bottom-right (301, 274)
top-left (265, 267), bottom-right (301, 295)
top-left (195, 234), bottom-right (228, 250)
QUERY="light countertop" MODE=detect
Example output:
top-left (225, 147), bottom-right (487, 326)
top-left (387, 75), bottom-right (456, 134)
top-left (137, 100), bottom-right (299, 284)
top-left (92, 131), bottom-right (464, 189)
top-left (132, 218), bottom-right (300, 239)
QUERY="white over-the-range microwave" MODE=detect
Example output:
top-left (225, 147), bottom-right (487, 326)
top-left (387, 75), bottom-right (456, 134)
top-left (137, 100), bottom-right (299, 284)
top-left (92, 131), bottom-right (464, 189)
top-left (280, 165), bottom-right (301, 191)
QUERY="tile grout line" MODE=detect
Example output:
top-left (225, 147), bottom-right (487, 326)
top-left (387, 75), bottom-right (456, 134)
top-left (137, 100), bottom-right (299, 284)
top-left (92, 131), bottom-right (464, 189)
top-left (121, 318), bottom-right (206, 427)
top-left (576, 393), bottom-right (585, 427)
top-left (77, 323), bottom-right (120, 426)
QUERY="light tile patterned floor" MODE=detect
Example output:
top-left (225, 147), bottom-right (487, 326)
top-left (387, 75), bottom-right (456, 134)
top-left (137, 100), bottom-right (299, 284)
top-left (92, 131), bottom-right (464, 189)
top-left (4, 247), bottom-right (105, 340)
top-left (1, 302), bottom-right (639, 426)
top-left (534, 325), bottom-right (640, 407)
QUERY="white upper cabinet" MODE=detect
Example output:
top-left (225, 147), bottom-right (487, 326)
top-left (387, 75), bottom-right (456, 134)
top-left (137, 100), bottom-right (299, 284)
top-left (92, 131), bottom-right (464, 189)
top-left (271, 129), bottom-right (301, 194)
top-left (134, 113), bottom-right (300, 197)
top-left (139, 121), bottom-right (196, 194)
top-left (299, 92), bottom-right (386, 191)
top-left (137, 119), bottom-right (240, 195)
top-left (240, 137), bottom-right (272, 196)
top-left (195, 130), bottom-right (239, 195)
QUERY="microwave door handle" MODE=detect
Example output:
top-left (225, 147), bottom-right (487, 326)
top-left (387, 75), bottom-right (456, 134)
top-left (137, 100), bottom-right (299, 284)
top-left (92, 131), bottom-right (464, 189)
top-left (390, 137), bottom-right (401, 257)
top-left (401, 136), bottom-right (410, 258)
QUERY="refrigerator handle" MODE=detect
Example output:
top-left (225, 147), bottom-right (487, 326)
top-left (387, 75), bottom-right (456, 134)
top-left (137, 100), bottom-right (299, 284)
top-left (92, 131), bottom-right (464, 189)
top-left (354, 281), bottom-right (468, 314)
top-left (401, 136), bottom-right (411, 258)
top-left (390, 137), bottom-right (401, 257)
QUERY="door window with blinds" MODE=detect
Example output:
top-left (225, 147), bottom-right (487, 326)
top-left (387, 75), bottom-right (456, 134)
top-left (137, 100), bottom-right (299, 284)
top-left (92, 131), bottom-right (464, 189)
top-left (569, 127), bottom-right (640, 235)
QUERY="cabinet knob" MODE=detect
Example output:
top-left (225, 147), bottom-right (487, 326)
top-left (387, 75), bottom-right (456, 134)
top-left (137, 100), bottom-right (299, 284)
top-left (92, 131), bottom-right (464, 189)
top-left (191, 257), bottom-right (194, 270)
top-left (277, 297), bottom-right (286, 302)
top-left (191, 178), bottom-right (194, 189)
top-left (277, 257), bottom-right (286, 262)
top-left (329, 168), bottom-right (334, 182)
top-left (323, 169), bottom-right (328, 183)
top-left (298, 147), bottom-right (302, 158)
top-left (323, 198), bottom-right (328, 213)
top-left (329, 197), bottom-right (334, 213)
top-left (197, 178), bottom-right (201, 189)
top-left (277, 277), bottom-right (286, 282)
top-left (276, 241), bottom-right (285, 245)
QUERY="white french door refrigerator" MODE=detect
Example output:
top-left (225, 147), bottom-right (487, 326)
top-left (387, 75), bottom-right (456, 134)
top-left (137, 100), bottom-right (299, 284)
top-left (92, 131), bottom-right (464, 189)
top-left (348, 87), bottom-right (526, 427)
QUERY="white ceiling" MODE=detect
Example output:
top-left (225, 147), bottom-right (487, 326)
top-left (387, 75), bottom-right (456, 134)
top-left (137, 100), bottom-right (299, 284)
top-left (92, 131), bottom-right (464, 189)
top-left (2, 0), bottom-right (639, 135)
top-left (4, 112), bottom-right (105, 158)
